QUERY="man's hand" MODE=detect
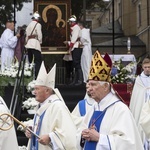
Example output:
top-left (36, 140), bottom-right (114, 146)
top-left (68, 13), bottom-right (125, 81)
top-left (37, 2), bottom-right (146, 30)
top-left (82, 129), bottom-right (91, 141)
top-left (38, 134), bottom-right (51, 145)
top-left (25, 127), bottom-right (32, 138)
top-left (16, 33), bottom-right (20, 38)
top-left (82, 128), bottom-right (100, 142)
top-left (68, 47), bottom-right (72, 54)
top-left (63, 41), bottom-right (68, 45)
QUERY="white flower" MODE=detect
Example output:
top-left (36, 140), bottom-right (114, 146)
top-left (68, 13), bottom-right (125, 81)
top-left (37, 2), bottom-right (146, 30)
top-left (11, 71), bottom-right (17, 77)
top-left (22, 97), bottom-right (39, 110)
top-left (27, 80), bottom-right (36, 93)
top-left (0, 61), bottom-right (34, 78)
top-left (18, 145), bottom-right (27, 150)
top-left (24, 70), bottom-right (32, 77)
top-left (111, 59), bottom-right (137, 83)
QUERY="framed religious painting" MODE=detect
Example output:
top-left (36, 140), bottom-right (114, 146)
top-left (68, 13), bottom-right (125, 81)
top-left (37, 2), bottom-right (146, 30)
top-left (34, 0), bottom-right (71, 54)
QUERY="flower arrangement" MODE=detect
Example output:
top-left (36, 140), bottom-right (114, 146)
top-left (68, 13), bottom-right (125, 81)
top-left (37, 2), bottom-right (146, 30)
top-left (22, 80), bottom-right (38, 114)
top-left (22, 97), bottom-right (39, 110)
top-left (0, 61), bottom-right (34, 86)
top-left (26, 80), bottom-right (36, 93)
top-left (0, 61), bottom-right (34, 78)
top-left (111, 59), bottom-right (137, 84)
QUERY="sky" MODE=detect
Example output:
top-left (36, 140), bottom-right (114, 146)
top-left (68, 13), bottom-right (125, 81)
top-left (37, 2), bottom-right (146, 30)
top-left (15, 1), bottom-right (33, 27)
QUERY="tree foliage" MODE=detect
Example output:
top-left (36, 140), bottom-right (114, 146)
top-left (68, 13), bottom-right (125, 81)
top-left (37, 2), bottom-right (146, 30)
top-left (0, 0), bottom-right (31, 34)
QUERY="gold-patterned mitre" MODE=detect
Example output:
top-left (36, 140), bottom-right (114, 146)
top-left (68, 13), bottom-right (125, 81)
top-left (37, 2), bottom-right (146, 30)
top-left (88, 51), bottom-right (112, 82)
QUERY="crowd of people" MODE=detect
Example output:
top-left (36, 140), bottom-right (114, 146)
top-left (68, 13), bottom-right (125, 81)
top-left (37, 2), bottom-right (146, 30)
top-left (1, 12), bottom-right (150, 150)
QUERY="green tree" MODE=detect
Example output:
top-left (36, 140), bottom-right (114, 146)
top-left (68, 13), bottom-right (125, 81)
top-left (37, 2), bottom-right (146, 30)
top-left (0, 0), bottom-right (31, 35)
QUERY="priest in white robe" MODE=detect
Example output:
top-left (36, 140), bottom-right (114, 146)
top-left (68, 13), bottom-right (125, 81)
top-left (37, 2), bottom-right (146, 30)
top-left (25, 62), bottom-right (77, 150)
top-left (0, 21), bottom-right (20, 71)
top-left (78, 21), bottom-right (92, 83)
top-left (77, 51), bottom-right (144, 150)
top-left (129, 57), bottom-right (150, 149)
top-left (0, 96), bottom-right (19, 150)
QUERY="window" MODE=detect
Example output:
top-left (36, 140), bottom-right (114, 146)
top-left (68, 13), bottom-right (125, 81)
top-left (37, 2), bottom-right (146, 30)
top-left (118, 2), bottom-right (122, 18)
top-left (137, 3), bottom-right (141, 27)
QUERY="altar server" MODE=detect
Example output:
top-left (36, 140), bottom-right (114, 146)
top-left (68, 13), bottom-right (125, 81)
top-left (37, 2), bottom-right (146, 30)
top-left (78, 21), bottom-right (92, 83)
top-left (0, 20), bottom-right (20, 71)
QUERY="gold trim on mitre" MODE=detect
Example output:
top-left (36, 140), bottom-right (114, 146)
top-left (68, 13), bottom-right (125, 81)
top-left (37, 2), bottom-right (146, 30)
top-left (88, 51), bottom-right (112, 82)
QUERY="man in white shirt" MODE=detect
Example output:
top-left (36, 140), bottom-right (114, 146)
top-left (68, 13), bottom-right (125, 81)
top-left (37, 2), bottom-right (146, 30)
top-left (25, 11), bottom-right (43, 79)
top-left (78, 21), bottom-right (92, 83)
top-left (66, 15), bottom-right (83, 86)
top-left (0, 20), bottom-right (20, 71)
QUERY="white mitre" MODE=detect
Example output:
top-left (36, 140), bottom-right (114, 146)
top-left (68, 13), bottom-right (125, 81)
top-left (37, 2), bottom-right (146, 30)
top-left (35, 62), bottom-right (64, 102)
top-left (35, 61), bottom-right (47, 86)
top-left (46, 63), bottom-right (56, 89)
top-left (35, 62), bottom-right (56, 89)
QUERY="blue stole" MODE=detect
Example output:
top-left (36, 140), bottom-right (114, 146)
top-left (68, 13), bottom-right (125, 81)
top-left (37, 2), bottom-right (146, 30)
top-left (84, 110), bottom-right (105, 150)
top-left (30, 110), bottom-right (46, 150)
top-left (79, 100), bottom-right (86, 116)
top-left (79, 99), bottom-right (93, 116)
top-left (84, 100), bottom-right (120, 150)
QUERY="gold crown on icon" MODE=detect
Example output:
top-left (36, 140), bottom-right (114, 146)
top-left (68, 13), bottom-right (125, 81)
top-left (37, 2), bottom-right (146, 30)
top-left (88, 51), bottom-right (112, 82)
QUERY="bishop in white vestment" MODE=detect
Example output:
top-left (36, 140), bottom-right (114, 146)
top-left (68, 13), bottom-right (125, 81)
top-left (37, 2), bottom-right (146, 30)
top-left (77, 51), bottom-right (144, 150)
top-left (26, 62), bottom-right (77, 150)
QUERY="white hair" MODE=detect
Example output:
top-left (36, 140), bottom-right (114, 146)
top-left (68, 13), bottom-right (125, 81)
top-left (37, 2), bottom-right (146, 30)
top-left (98, 81), bottom-right (110, 86)
top-left (98, 81), bottom-right (111, 93)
